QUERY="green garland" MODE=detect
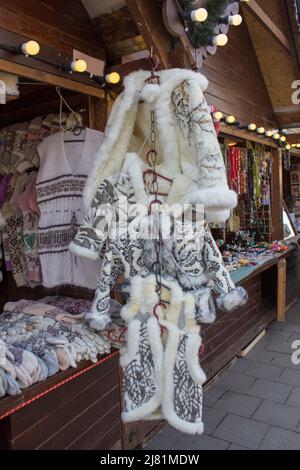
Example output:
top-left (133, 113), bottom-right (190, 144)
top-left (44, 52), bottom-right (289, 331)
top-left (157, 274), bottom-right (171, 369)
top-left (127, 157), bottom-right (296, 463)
top-left (179, 0), bottom-right (233, 48)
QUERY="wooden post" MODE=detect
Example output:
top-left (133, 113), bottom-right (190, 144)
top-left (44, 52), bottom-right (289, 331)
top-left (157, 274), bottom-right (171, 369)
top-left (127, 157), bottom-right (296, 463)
top-left (271, 147), bottom-right (283, 240)
top-left (277, 258), bottom-right (287, 322)
top-left (88, 96), bottom-right (108, 132)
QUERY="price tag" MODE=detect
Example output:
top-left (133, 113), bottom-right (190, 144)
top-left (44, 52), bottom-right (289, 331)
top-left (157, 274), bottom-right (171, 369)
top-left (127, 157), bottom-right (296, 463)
top-left (0, 80), bottom-right (6, 104)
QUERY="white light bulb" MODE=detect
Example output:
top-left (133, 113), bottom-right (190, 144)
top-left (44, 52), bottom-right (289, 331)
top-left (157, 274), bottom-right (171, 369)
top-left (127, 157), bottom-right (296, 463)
top-left (191, 8), bottom-right (208, 22)
top-left (248, 123), bottom-right (256, 131)
top-left (286, 144), bottom-right (291, 150)
top-left (280, 135), bottom-right (287, 142)
top-left (213, 34), bottom-right (228, 47)
top-left (296, 144), bottom-right (300, 148)
top-left (226, 115), bottom-right (236, 124)
top-left (265, 130), bottom-right (273, 137)
top-left (21, 40), bottom-right (40, 56)
top-left (71, 59), bottom-right (87, 73)
top-left (105, 72), bottom-right (121, 84)
top-left (257, 127), bottom-right (265, 134)
top-left (213, 111), bottom-right (223, 121)
top-left (228, 14), bottom-right (243, 26)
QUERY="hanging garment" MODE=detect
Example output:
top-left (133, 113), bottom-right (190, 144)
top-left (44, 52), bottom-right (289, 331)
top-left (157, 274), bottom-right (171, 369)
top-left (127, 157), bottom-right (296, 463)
top-left (69, 69), bottom-right (248, 434)
top-left (70, 154), bottom-right (247, 331)
top-left (18, 172), bottom-right (41, 284)
top-left (36, 128), bottom-right (104, 288)
top-left (82, 69), bottom-right (237, 223)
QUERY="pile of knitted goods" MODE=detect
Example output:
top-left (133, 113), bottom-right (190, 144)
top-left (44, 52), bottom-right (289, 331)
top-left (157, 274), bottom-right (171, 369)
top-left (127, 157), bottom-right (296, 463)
top-left (0, 296), bottom-right (122, 398)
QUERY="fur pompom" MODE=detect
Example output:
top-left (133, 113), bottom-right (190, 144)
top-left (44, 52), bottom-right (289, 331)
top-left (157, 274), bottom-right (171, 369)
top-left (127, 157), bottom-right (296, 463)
top-left (216, 287), bottom-right (248, 313)
top-left (140, 83), bottom-right (161, 104)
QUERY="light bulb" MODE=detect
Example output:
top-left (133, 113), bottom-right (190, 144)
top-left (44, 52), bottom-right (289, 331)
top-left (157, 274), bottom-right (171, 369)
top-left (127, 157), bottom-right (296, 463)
top-left (297, 144), bottom-right (300, 148)
top-left (71, 59), bottom-right (87, 73)
top-left (291, 144), bottom-right (297, 148)
top-left (21, 40), bottom-right (40, 56)
top-left (273, 133), bottom-right (280, 140)
top-left (248, 123), bottom-right (256, 131)
top-left (105, 72), bottom-right (121, 84)
top-left (213, 34), bottom-right (228, 47)
top-left (280, 135), bottom-right (287, 142)
top-left (228, 14), bottom-right (243, 26)
top-left (213, 111), bottom-right (223, 121)
top-left (265, 130), bottom-right (273, 137)
top-left (257, 127), bottom-right (265, 134)
top-left (285, 144), bottom-right (291, 150)
top-left (191, 8), bottom-right (208, 22)
top-left (226, 115), bottom-right (236, 124)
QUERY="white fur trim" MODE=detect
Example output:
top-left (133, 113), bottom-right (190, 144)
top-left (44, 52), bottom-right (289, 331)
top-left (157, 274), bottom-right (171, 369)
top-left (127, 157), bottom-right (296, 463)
top-left (121, 275), bottom-right (143, 322)
top-left (206, 209), bottom-right (231, 223)
top-left (189, 187), bottom-right (237, 210)
top-left (186, 335), bottom-right (207, 384)
top-left (68, 241), bottom-right (98, 261)
top-left (216, 287), bottom-right (248, 312)
top-left (140, 83), bottom-right (161, 103)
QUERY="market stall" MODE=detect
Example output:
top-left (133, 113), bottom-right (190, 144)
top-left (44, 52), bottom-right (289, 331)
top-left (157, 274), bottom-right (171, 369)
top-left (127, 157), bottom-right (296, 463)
top-left (0, 0), bottom-right (299, 451)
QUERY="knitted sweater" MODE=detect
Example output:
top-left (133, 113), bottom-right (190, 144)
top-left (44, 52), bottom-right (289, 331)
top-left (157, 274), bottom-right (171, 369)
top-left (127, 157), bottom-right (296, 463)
top-left (36, 129), bottom-right (103, 288)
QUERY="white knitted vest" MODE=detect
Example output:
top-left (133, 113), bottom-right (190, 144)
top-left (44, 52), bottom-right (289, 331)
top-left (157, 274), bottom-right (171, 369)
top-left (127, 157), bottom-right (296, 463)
top-left (36, 129), bottom-right (103, 288)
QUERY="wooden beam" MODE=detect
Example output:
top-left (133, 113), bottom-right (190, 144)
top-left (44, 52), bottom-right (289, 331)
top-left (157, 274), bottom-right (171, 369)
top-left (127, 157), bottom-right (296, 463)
top-left (243, 0), bottom-right (291, 54)
top-left (274, 105), bottom-right (300, 114)
top-left (125, 0), bottom-right (172, 69)
top-left (0, 2), bottom-right (104, 60)
top-left (0, 58), bottom-right (105, 98)
top-left (277, 258), bottom-right (286, 322)
top-left (271, 147), bottom-right (283, 241)
top-left (219, 124), bottom-right (278, 148)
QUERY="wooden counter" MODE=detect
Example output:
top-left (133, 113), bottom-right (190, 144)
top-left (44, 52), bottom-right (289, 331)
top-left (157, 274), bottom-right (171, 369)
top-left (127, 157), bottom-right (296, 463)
top-left (0, 246), bottom-right (299, 450)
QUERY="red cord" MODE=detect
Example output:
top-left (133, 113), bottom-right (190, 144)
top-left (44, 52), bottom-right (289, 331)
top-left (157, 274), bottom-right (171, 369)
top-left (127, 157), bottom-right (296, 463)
top-left (0, 351), bottom-right (118, 422)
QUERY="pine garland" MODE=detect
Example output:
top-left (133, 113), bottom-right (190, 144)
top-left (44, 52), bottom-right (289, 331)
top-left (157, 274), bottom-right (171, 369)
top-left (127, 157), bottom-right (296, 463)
top-left (179, 0), bottom-right (233, 48)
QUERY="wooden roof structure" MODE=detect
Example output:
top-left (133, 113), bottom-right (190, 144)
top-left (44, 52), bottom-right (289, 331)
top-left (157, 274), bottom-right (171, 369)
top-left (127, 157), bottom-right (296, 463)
top-left (0, 0), bottom-right (299, 141)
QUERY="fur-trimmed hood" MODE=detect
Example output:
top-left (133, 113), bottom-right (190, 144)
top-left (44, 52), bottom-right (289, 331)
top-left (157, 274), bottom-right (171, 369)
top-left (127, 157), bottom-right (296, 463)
top-left (83, 68), bottom-right (236, 222)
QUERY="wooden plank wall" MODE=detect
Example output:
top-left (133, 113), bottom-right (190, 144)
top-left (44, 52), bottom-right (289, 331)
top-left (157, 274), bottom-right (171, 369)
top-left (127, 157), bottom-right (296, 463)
top-left (202, 19), bottom-right (277, 129)
top-left (0, 354), bottom-right (122, 450)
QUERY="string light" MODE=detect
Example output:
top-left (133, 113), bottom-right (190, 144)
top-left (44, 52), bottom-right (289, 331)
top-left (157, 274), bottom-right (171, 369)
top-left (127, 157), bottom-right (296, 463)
top-left (221, 115), bottom-right (236, 124)
top-left (273, 133), bottom-right (280, 140)
top-left (21, 40), bottom-right (40, 56)
top-left (297, 144), bottom-right (300, 148)
top-left (71, 59), bottom-right (88, 73)
top-left (257, 127), bottom-right (265, 134)
top-left (189, 8), bottom-right (208, 22)
top-left (213, 34), bottom-right (228, 47)
top-left (213, 111), bottom-right (223, 121)
top-left (280, 135), bottom-right (287, 142)
top-left (105, 72), bottom-right (121, 84)
top-left (291, 144), bottom-right (297, 148)
top-left (285, 144), bottom-right (291, 150)
top-left (265, 130), bottom-right (273, 137)
top-left (220, 14), bottom-right (243, 26)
